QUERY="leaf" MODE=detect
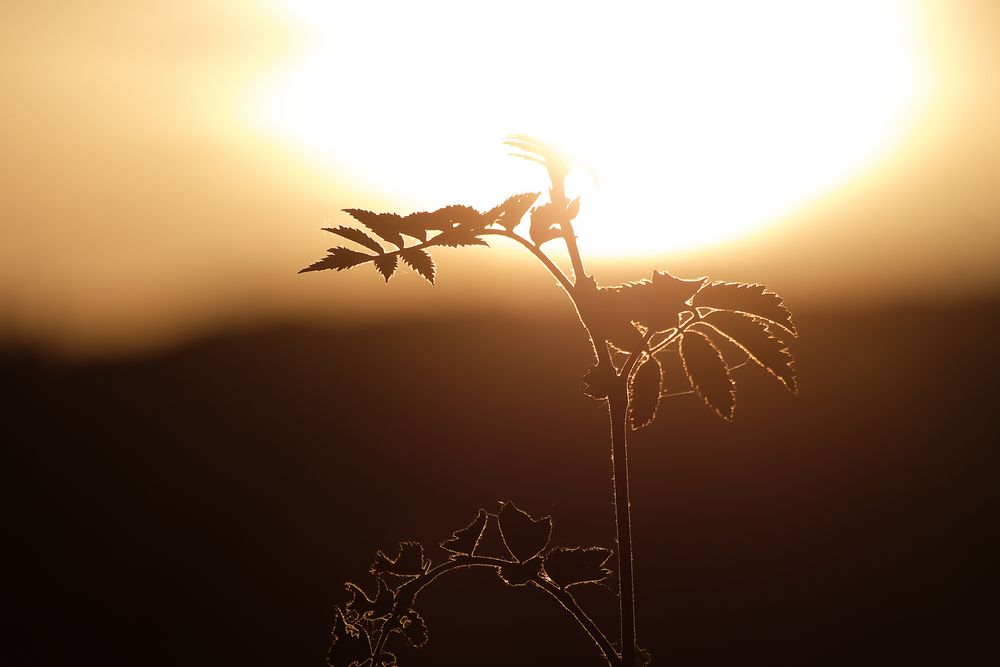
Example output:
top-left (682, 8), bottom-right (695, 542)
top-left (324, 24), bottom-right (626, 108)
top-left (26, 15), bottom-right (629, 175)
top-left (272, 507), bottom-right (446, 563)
top-left (498, 556), bottom-right (543, 587)
top-left (497, 501), bottom-right (552, 563)
top-left (345, 580), bottom-right (393, 619)
top-left (679, 329), bottom-right (736, 421)
top-left (629, 356), bottom-right (662, 430)
top-left (430, 226), bottom-right (489, 248)
top-left (328, 607), bottom-right (372, 667)
top-left (399, 609), bottom-right (428, 648)
top-left (372, 253), bottom-right (398, 283)
top-left (372, 541), bottom-right (430, 577)
top-left (639, 271), bottom-right (706, 330)
top-left (636, 647), bottom-right (653, 666)
top-left (299, 247), bottom-right (375, 274)
top-left (581, 364), bottom-right (613, 400)
top-left (323, 226), bottom-right (384, 254)
top-left (693, 281), bottom-right (797, 336)
top-left (529, 203), bottom-right (562, 246)
top-left (440, 509), bottom-right (488, 556)
top-left (483, 192), bottom-right (540, 231)
top-left (699, 311), bottom-right (797, 393)
top-left (400, 248), bottom-right (436, 284)
top-left (543, 547), bottom-right (613, 589)
top-left (344, 209), bottom-right (406, 249)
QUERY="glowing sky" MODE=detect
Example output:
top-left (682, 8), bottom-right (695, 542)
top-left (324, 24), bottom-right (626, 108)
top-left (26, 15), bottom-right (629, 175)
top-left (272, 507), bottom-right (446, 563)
top-left (1, 0), bottom-right (997, 356)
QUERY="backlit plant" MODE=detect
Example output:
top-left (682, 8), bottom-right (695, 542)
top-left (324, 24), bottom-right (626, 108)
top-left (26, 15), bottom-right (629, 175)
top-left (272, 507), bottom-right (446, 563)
top-left (302, 136), bottom-right (798, 666)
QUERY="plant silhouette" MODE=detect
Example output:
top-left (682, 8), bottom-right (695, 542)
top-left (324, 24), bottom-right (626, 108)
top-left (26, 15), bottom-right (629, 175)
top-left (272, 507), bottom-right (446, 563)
top-left (302, 136), bottom-right (798, 666)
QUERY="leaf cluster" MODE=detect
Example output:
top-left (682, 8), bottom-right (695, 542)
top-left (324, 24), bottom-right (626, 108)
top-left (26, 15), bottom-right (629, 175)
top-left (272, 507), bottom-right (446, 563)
top-left (328, 502), bottom-right (615, 667)
top-left (580, 275), bottom-right (798, 425)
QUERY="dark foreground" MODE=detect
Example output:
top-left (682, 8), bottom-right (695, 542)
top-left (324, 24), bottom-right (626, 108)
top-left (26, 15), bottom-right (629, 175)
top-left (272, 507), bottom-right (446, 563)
top-left (7, 302), bottom-right (997, 666)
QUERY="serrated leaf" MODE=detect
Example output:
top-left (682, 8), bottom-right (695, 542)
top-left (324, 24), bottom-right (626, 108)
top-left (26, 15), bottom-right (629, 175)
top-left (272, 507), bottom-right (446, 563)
top-left (693, 281), bottom-right (797, 336)
top-left (497, 501), bottom-right (552, 563)
top-left (299, 247), bottom-right (375, 274)
top-left (399, 610), bottom-right (428, 648)
top-left (430, 226), bottom-right (489, 248)
top-left (344, 209), bottom-right (406, 249)
top-left (498, 556), bottom-right (543, 587)
top-left (440, 509), bottom-right (488, 556)
top-left (483, 192), bottom-right (540, 231)
top-left (328, 607), bottom-right (372, 667)
top-left (372, 541), bottom-right (430, 577)
top-left (679, 329), bottom-right (736, 421)
top-left (400, 248), bottom-right (436, 284)
top-left (372, 253), bottom-right (398, 282)
top-left (629, 356), bottom-right (662, 430)
top-left (543, 547), bottom-right (612, 589)
top-left (699, 311), bottom-right (797, 393)
top-left (581, 364), bottom-right (613, 400)
top-left (323, 226), bottom-right (384, 254)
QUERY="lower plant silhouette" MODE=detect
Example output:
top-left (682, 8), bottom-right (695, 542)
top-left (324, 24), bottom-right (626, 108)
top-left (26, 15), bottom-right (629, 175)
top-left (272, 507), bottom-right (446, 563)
top-left (302, 136), bottom-right (798, 666)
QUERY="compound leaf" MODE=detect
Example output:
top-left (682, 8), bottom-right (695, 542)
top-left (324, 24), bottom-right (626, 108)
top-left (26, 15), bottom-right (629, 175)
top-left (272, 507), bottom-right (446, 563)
top-left (693, 281), bottom-right (797, 336)
top-left (498, 501), bottom-right (552, 563)
top-left (629, 356), bottom-right (662, 430)
top-left (322, 226), bottom-right (384, 254)
top-left (543, 547), bottom-right (613, 589)
top-left (400, 609), bottom-right (428, 648)
top-left (440, 509), bottom-right (488, 556)
top-left (679, 329), bottom-right (736, 421)
top-left (699, 311), bottom-right (797, 393)
top-left (400, 248), bottom-right (436, 284)
top-left (299, 247), bottom-right (374, 274)
top-left (344, 209), bottom-right (406, 249)
top-left (372, 253), bottom-right (398, 283)
top-left (345, 579), bottom-right (393, 620)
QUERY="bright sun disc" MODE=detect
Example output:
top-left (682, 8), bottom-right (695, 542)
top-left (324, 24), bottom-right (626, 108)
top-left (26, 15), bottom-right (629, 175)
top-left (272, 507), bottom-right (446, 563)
top-left (247, 0), bottom-right (927, 256)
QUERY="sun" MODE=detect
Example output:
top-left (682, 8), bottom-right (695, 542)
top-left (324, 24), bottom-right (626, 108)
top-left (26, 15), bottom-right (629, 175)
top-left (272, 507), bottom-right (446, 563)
top-left (246, 0), bottom-right (927, 256)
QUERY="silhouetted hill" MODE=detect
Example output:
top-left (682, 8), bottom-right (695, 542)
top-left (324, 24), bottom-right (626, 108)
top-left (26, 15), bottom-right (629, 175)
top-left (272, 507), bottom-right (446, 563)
top-left (7, 302), bottom-right (998, 666)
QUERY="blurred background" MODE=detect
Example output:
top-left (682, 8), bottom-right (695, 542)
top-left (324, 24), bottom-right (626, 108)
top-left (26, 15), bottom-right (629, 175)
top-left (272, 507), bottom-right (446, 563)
top-left (4, 1), bottom-right (998, 665)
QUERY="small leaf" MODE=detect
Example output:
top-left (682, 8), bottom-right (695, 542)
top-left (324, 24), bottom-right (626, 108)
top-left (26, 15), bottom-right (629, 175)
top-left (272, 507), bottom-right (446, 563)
top-left (299, 247), bottom-right (375, 274)
top-left (498, 556), bottom-right (543, 587)
top-left (693, 281), bottom-right (797, 336)
top-left (328, 607), bottom-right (372, 667)
top-left (497, 501), bottom-right (552, 563)
top-left (323, 225), bottom-right (384, 254)
top-left (543, 547), bottom-right (612, 589)
top-left (636, 647), bottom-right (653, 666)
top-left (372, 253), bottom-right (398, 282)
top-left (440, 509), bottom-right (488, 556)
top-left (400, 248), bottom-right (436, 284)
top-left (699, 311), bottom-right (797, 393)
top-left (372, 541), bottom-right (430, 577)
top-left (566, 197), bottom-right (580, 220)
top-left (529, 203), bottom-right (562, 246)
top-left (344, 209), bottom-right (406, 249)
top-left (483, 192), bottom-right (540, 231)
top-left (581, 364), bottom-right (613, 400)
top-left (399, 609), bottom-right (428, 648)
top-left (679, 329), bottom-right (736, 421)
top-left (629, 356), bottom-right (662, 430)
top-left (640, 271), bottom-right (706, 330)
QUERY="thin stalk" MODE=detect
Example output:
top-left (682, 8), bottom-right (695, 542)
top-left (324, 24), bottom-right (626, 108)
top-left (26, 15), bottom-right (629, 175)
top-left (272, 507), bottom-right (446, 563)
top-left (478, 229), bottom-right (575, 295)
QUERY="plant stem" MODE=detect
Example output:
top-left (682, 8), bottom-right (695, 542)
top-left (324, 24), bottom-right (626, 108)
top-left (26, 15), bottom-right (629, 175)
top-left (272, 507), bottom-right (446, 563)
top-left (607, 381), bottom-right (636, 667)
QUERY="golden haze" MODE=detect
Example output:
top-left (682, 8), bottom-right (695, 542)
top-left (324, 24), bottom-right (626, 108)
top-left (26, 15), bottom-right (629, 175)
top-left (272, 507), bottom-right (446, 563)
top-left (1, 0), bottom-right (998, 357)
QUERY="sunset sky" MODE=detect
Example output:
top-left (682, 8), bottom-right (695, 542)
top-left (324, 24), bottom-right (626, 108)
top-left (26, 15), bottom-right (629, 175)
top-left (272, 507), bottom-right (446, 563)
top-left (2, 0), bottom-right (998, 357)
